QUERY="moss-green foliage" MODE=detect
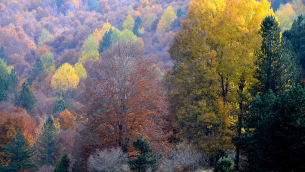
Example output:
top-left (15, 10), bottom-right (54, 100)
top-left (16, 82), bottom-right (36, 112)
top-left (215, 157), bottom-right (235, 172)
top-left (41, 53), bottom-right (55, 73)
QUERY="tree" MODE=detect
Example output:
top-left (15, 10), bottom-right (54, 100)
top-left (56, 0), bottom-right (63, 8)
top-left (144, 13), bottom-right (157, 31)
top-left (41, 53), bottom-right (55, 73)
top-left (51, 63), bottom-right (79, 93)
top-left (93, 22), bottom-right (112, 42)
top-left (132, 23), bottom-right (139, 37)
top-left (90, 0), bottom-right (100, 12)
top-left (254, 15), bottom-right (294, 95)
top-left (16, 82), bottom-right (36, 112)
top-left (76, 41), bottom-right (168, 171)
top-left (123, 15), bottom-right (135, 31)
top-left (56, 110), bottom-right (76, 130)
top-left (291, 0), bottom-right (305, 16)
top-left (128, 136), bottom-right (162, 172)
top-left (79, 35), bottom-right (99, 63)
top-left (0, 132), bottom-right (36, 172)
top-left (0, 59), bottom-right (10, 102)
top-left (156, 6), bottom-right (177, 33)
top-left (0, 45), bottom-right (8, 62)
top-left (135, 16), bottom-right (142, 27)
top-left (275, 3), bottom-right (296, 31)
top-left (166, 0), bottom-right (273, 168)
top-left (29, 58), bottom-right (45, 84)
top-left (243, 85), bottom-right (305, 171)
top-left (74, 62), bottom-right (87, 79)
top-left (98, 28), bottom-right (113, 53)
top-left (38, 28), bottom-right (49, 47)
top-left (87, 148), bottom-right (130, 172)
top-left (53, 154), bottom-right (70, 172)
top-left (52, 98), bottom-right (67, 115)
top-left (215, 157), bottom-right (235, 172)
top-left (36, 116), bottom-right (62, 166)
top-left (176, 8), bottom-right (184, 17)
top-left (10, 68), bottom-right (18, 91)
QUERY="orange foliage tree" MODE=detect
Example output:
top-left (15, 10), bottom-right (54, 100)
top-left (76, 41), bottom-right (169, 170)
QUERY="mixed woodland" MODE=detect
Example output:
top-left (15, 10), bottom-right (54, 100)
top-left (1, 0), bottom-right (305, 171)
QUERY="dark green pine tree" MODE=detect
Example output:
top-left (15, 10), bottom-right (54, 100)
top-left (254, 15), bottom-right (287, 95)
top-left (29, 58), bottom-right (44, 85)
top-left (16, 82), bottom-right (36, 112)
top-left (0, 132), bottom-right (36, 172)
top-left (176, 8), bottom-right (184, 17)
top-left (283, 15), bottom-right (305, 76)
top-left (52, 98), bottom-right (67, 115)
top-left (0, 45), bottom-right (8, 62)
top-left (53, 154), bottom-right (71, 172)
top-left (90, 0), bottom-right (100, 12)
top-left (0, 59), bottom-right (9, 102)
top-left (135, 16), bottom-right (142, 27)
top-left (128, 136), bottom-right (162, 172)
top-left (244, 85), bottom-right (305, 171)
top-left (98, 28), bottom-right (113, 53)
top-left (36, 116), bottom-right (62, 166)
top-left (132, 23), bottom-right (140, 37)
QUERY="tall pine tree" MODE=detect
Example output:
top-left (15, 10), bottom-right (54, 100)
top-left (36, 116), bottom-right (62, 166)
top-left (0, 59), bottom-right (10, 102)
top-left (98, 28), bottom-right (113, 53)
top-left (0, 132), bottom-right (36, 172)
top-left (254, 15), bottom-right (286, 95)
top-left (29, 58), bottom-right (45, 85)
top-left (128, 136), bottom-right (161, 172)
top-left (16, 82), bottom-right (36, 112)
top-left (53, 154), bottom-right (71, 172)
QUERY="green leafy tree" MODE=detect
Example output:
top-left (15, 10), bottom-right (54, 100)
top-left (35, 116), bottom-right (62, 166)
top-left (0, 132), bottom-right (36, 172)
top-left (215, 157), bottom-right (235, 172)
top-left (144, 13), bottom-right (157, 31)
top-left (79, 35), bottom-right (99, 63)
top-left (98, 28), bottom-right (113, 53)
top-left (10, 68), bottom-right (18, 91)
top-left (0, 59), bottom-right (10, 102)
top-left (90, 0), bottom-right (100, 12)
top-left (53, 154), bottom-right (71, 172)
top-left (0, 45), bottom-right (8, 62)
top-left (128, 136), bottom-right (161, 172)
top-left (244, 85), bottom-right (305, 171)
top-left (41, 53), bottom-right (55, 73)
top-left (177, 8), bottom-right (184, 17)
top-left (16, 82), bottom-right (36, 112)
top-left (156, 6), bottom-right (177, 33)
top-left (38, 28), bottom-right (49, 47)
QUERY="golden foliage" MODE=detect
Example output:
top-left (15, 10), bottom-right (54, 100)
top-left (123, 15), bottom-right (135, 31)
top-left (51, 63), bottom-right (79, 93)
top-left (156, 6), bottom-right (177, 34)
top-left (79, 34), bottom-right (99, 63)
top-left (74, 62), bottom-right (87, 79)
top-left (93, 22), bottom-right (112, 42)
top-left (56, 110), bottom-right (77, 130)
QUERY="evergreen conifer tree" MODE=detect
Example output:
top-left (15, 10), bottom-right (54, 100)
top-left (132, 23), bottom-right (139, 37)
top-left (52, 98), bottom-right (67, 115)
top-left (0, 45), bottom-right (8, 62)
top-left (36, 116), bottom-right (62, 166)
top-left (254, 15), bottom-right (286, 95)
top-left (128, 136), bottom-right (162, 172)
top-left (176, 8), bottom-right (184, 17)
top-left (215, 157), bottom-right (235, 172)
top-left (0, 132), bottom-right (36, 172)
top-left (29, 58), bottom-right (45, 84)
top-left (0, 59), bottom-right (9, 102)
top-left (98, 28), bottom-right (113, 53)
top-left (53, 154), bottom-right (71, 172)
top-left (135, 16), bottom-right (142, 27)
top-left (10, 68), bottom-right (18, 91)
top-left (16, 82), bottom-right (36, 112)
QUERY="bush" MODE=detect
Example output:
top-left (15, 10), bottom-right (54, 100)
top-left (215, 157), bottom-right (235, 172)
top-left (87, 147), bottom-right (130, 172)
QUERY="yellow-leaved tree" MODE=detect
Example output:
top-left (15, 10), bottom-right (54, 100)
top-left (275, 3), bottom-right (296, 31)
top-left (51, 63), bottom-right (79, 93)
top-left (93, 22), bottom-right (112, 42)
top-left (167, 0), bottom-right (273, 168)
top-left (74, 62), bottom-right (87, 79)
top-left (123, 15), bottom-right (135, 31)
top-left (79, 34), bottom-right (99, 63)
top-left (156, 6), bottom-right (177, 33)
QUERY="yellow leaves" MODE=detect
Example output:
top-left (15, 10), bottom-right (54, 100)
top-left (79, 34), bottom-right (99, 63)
top-left (93, 22), bottom-right (111, 42)
top-left (51, 63), bottom-right (79, 93)
top-left (275, 3), bottom-right (296, 31)
top-left (123, 15), bottom-right (135, 31)
top-left (156, 6), bottom-right (177, 33)
top-left (74, 62), bottom-right (87, 79)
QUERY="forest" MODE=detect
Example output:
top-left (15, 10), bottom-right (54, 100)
top-left (1, 0), bottom-right (305, 171)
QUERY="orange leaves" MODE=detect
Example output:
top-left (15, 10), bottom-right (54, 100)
top-left (56, 110), bottom-right (77, 130)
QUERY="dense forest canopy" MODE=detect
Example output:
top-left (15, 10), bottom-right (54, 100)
top-left (1, 0), bottom-right (305, 171)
